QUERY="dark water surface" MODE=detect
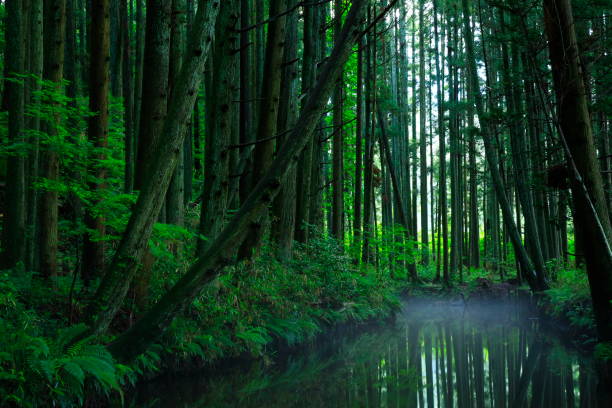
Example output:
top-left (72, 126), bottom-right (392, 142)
top-left (134, 296), bottom-right (605, 407)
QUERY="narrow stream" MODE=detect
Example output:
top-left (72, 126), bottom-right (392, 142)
top-left (134, 297), bottom-right (603, 407)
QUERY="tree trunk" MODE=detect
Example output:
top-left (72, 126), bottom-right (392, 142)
top-left (238, 0), bottom-right (254, 207)
top-left (133, 0), bottom-right (145, 144)
top-left (461, 0), bottom-right (546, 291)
top-left (39, 0), bottom-right (66, 279)
top-left (434, 0), bottom-right (449, 284)
top-left (2, 0), bottom-right (27, 270)
top-left (272, 0), bottom-right (299, 260)
top-left (166, 0), bottom-right (187, 227)
top-left (122, 0), bottom-right (135, 192)
top-left (418, 0), bottom-right (428, 264)
top-left (353, 33), bottom-right (364, 254)
top-left (25, 0), bottom-right (44, 272)
top-left (331, 0), bottom-right (344, 243)
top-left (499, 8), bottom-right (547, 283)
top-left (86, 0), bottom-right (221, 336)
top-left (239, 0), bottom-right (287, 257)
top-left (83, 0), bottom-right (111, 282)
top-left (294, 1), bottom-right (321, 243)
top-left (197, 0), bottom-right (239, 253)
top-left (107, 0), bottom-right (369, 360)
top-left (135, 0), bottom-right (171, 189)
top-left (542, 0), bottom-right (612, 342)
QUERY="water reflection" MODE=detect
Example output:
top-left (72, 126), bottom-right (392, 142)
top-left (135, 298), bottom-right (603, 407)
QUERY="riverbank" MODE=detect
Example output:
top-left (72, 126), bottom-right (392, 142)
top-left (404, 271), bottom-right (599, 350)
top-left (132, 293), bottom-right (605, 407)
top-left (0, 236), bottom-right (403, 407)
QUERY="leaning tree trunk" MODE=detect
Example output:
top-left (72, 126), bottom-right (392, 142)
top-left (108, 0), bottom-right (370, 361)
top-left (461, 0), bottom-right (546, 291)
top-left (86, 0), bottom-right (221, 336)
top-left (542, 0), bottom-right (612, 342)
top-left (499, 8), bottom-right (547, 284)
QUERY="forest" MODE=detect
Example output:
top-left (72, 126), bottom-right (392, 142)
top-left (0, 0), bottom-right (611, 406)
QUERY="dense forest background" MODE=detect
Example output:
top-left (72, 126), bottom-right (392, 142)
top-left (0, 0), bottom-right (611, 405)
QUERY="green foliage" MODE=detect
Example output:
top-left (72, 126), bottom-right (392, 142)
top-left (0, 274), bottom-right (130, 407)
top-left (542, 268), bottom-right (595, 333)
top-left (143, 233), bottom-right (400, 370)
top-left (594, 341), bottom-right (612, 363)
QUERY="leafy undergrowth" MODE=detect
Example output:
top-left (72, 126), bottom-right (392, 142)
top-left (0, 235), bottom-right (401, 407)
top-left (539, 268), bottom-right (596, 340)
top-left (150, 235), bottom-right (401, 374)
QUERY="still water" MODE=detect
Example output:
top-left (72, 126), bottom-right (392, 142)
top-left (135, 297), bottom-right (604, 407)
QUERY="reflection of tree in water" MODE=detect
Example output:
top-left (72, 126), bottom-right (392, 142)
top-left (134, 299), bottom-right (601, 407)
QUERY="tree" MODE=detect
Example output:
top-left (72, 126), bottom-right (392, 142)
top-left (83, 0), bottom-right (111, 281)
top-left (331, 0), bottom-right (345, 243)
top-left (239, 0), bottom-right (288, 257)
top-left (418, 0), bottom-right (428, 264)
top-left (542, 0), bottom-right (612, 342)
top-left (86, 0), bottom-right (221, 335)
top-left (197, 0), bottom-right (239, 252)
top-left (39, 0), bottom-right (67, 279)
top-left (108, 0), bottom-right (369, 360)
top-left (461, 0), bottom-right (547, 291)
top-left (1, 0), bottom-right (27, 270)
top-left (272, 0), bottom-right (300, 260)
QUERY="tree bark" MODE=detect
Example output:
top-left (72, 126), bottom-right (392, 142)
top-left (39, 0), bottom-right (66, 279)
top-left (86, 0), bottom-right (221, 335)
top-left (2, 0), bottom-right (27, 270)
top-left (294, 1), bottom-right (320, 243)
top-left (542, 0), bottom-right (612, 341)
top-left (166, 0), bottom-right (188, 226)
top-left (134, 0), bottom-right (171, 189)
top-left (197, 0), bottom-right (239, 253)
top-left (239, 0), bottom-right (288, 257)
top-left (418, 0), bottom-right (428, 264)
top-left (83, 0), bottom-right (111, 281)
top-left (461, 0), bottom-right (546, 291)
top-left (121, 0), bottom-right (135, 192)
top-left (272, 0), bottom-right (299, 260)
top-left (108, 0), bottom-right (368, 360)
top-left (25, 0), bottom-right (44, 272)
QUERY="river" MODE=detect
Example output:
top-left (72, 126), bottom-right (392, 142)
top-left (133, 295), bottom-right (604, 407)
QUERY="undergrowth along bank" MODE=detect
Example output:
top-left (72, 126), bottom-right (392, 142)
top-left (0, 234), bottom-right (402, 407)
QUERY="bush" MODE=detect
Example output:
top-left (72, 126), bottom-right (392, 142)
top-left (0, 274), bottom-right (130, 407)
top-left (542, 268), bottom-right (595, 332)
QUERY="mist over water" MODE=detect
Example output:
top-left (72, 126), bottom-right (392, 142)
top-left (135, 297), bottom-right (602, 407)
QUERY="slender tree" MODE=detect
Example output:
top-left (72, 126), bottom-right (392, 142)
top-left (83, 0), bottom-right (111, 281)
top-left (2, 0), bottom-right (27, 270)
top-left (39, 0), bottom-right (67, 279)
